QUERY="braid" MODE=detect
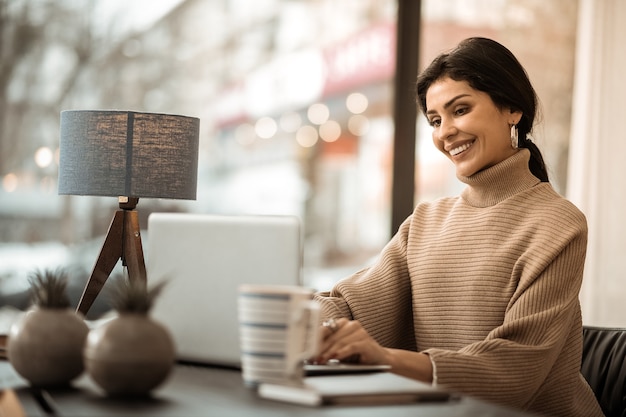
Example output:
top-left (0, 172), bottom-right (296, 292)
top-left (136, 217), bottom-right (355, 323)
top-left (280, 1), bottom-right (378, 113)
top-left (521, 137), bottom-right (549, 182)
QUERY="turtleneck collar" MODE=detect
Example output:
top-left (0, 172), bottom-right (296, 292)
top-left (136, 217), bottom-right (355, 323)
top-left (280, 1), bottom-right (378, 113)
top-left (458, 148), bottom-right (542, 208)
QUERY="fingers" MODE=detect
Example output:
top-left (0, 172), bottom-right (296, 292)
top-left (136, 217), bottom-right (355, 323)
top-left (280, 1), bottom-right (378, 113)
top-left (316, 318), bottom-right (346, 362)
top-left (322, 318), bottom-right (339, 332)
top-left (321, 317), bottom-right (348, 341)
top-left (321, 318), bottom-right (340, 339)
top-left (317, 318), bottom-right (369, 363)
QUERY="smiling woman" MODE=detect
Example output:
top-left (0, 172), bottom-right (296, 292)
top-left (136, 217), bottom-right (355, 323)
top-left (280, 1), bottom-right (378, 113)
top-left (313, 37), bottom-right (603, 417)
top-left (417, 37), bottom-right (548, 182)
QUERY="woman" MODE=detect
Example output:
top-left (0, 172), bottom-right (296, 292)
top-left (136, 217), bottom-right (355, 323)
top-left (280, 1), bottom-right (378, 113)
top-left (314, 37), bottom-right (603, 417)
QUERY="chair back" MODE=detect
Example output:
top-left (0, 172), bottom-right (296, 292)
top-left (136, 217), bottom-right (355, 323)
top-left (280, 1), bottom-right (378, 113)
top-left (581, 325), bottom-right (626, 417)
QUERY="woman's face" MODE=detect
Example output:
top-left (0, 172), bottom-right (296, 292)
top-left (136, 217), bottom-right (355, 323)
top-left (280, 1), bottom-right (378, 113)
top-left (425, 77), bottom-right (522, 177)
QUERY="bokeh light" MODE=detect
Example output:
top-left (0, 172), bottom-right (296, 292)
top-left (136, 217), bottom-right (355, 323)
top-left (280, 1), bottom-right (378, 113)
top-left (255, 117), bottom-right (278, 139)
top-left (348, 114), bottom-right (370, 136)
top-left (296, 125), bottom-right (318, 147)
top-left (346, 92), bottom-right (369, 114)
top-left (319, 120), bottom-right (341, 142)
top-left (34, 147), bottom-right (53, 168)
top-left (307, 103), bottom-right (329, 125)
top-left (2, 173), bottom-right (18, 192)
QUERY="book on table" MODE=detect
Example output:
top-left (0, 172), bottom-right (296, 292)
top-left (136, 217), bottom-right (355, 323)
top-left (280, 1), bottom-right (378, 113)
top-left (258, 372), bottom-right (452, 406)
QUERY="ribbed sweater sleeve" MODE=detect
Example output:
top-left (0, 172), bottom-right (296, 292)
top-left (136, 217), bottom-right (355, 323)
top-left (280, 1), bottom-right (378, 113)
top-left (315, 216), bottom-right (416, 351)
top-left (315, 150), bottom-right (603, 417)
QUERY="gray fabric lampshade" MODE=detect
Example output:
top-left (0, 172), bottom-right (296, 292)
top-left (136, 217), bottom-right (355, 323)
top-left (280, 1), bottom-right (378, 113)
top-left (58, 110), bottom-right (200, 200)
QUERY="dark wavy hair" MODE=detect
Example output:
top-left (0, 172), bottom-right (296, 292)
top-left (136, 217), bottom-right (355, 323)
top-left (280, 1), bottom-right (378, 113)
top-left (416, 37), bottom-right (549, 182)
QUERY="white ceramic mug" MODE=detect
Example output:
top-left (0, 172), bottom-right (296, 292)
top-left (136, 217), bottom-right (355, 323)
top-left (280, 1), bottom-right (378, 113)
top-left (238, 284), bottom-right (320, 386)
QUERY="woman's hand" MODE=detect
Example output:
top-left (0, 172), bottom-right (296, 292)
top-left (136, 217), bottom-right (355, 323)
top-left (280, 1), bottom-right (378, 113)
top-left (316, 318), bottom-right (391, 365)
top-left (315, 318), bottom-right (434, 383)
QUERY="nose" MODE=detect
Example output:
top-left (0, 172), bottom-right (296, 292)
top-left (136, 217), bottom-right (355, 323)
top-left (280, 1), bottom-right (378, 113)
top-left (434, 117), bottom-right (457, 142)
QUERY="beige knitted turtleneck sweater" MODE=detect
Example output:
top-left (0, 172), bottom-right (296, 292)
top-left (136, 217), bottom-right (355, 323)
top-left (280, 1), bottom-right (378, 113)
top-left (315, 149), bottom-right (603, 417)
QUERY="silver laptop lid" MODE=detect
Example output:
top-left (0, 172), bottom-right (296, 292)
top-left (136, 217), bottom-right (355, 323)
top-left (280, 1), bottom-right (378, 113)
top-left (146, 212), bottom-right (302, 367)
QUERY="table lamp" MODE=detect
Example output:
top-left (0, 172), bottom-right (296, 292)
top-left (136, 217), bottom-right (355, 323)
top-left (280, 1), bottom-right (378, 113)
top-left (58, 110), bottom-right (200, 316)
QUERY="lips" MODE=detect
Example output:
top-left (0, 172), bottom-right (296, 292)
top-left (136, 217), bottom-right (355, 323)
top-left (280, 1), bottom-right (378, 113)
top-left (449, 140), bottom-right (475, 156)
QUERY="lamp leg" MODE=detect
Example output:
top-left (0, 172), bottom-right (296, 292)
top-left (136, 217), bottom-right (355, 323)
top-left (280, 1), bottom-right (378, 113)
top-left (122, 209), bottom-right (147, 284)
top-left (76, 211), bottom-right (124, 316)
top-left (76, 208), bottom-right (147, 316)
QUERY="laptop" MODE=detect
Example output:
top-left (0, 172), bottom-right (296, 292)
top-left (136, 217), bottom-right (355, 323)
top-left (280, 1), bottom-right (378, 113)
top-left (146, 212), bottom-right (303, 368)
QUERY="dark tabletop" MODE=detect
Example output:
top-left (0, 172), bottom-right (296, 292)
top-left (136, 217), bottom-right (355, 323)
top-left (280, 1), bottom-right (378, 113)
top-left (0, 361), bottom-right (539, 417)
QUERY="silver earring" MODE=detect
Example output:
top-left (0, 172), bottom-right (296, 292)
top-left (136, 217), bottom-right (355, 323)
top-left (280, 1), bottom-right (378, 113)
top-left (510, 124), bottom-right (518, 149)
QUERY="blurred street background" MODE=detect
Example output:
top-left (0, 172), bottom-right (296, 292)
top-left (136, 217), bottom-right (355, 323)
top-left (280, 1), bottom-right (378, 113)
top-left (0, 0), bottom-right (579, 318)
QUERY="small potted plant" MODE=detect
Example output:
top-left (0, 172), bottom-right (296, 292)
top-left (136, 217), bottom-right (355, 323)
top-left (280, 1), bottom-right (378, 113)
top-left (83, 277), bottom-right (175, 396)
top-left (7, 269), bottom-right (89, 387)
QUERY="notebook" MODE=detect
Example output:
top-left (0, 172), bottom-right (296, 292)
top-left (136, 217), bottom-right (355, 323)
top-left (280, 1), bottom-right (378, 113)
top-left (258, 372), bottom-right (452, 406)
top-left (146, 212), bottom-right (303, 368)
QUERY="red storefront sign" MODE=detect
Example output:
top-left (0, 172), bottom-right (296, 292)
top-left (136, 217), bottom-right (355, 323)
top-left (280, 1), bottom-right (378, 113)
top-left (322, 22), bottom-right (396, 97)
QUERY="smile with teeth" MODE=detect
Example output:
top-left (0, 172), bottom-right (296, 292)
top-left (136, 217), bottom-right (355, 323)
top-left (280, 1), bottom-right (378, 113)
top-left (449, 140), bottom-right (475, 156)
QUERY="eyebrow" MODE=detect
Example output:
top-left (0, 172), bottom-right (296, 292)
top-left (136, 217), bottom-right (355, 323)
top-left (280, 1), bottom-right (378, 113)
top-left (426, 94), bottom-right (471, 116)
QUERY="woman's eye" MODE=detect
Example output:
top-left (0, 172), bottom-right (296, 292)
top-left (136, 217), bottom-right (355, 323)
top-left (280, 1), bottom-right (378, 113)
top-left (454, 106), bottom-right (469, 116)
top-left (429, 118), bottom-right (441, 127)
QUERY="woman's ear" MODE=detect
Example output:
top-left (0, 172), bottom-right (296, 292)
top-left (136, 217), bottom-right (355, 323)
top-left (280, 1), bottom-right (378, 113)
top-left (509, 109), bottom-right (523, 125)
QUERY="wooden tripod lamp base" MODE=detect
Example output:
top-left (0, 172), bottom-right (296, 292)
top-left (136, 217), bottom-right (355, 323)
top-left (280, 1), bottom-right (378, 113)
top-left (76, 197), bottom-right (147, 316)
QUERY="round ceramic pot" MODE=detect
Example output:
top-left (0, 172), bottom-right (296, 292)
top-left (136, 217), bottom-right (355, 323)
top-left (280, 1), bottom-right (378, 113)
top-left (84, 313), bottom-right (175, 396)
top-left (7, 307), bottom-right (89, 387)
